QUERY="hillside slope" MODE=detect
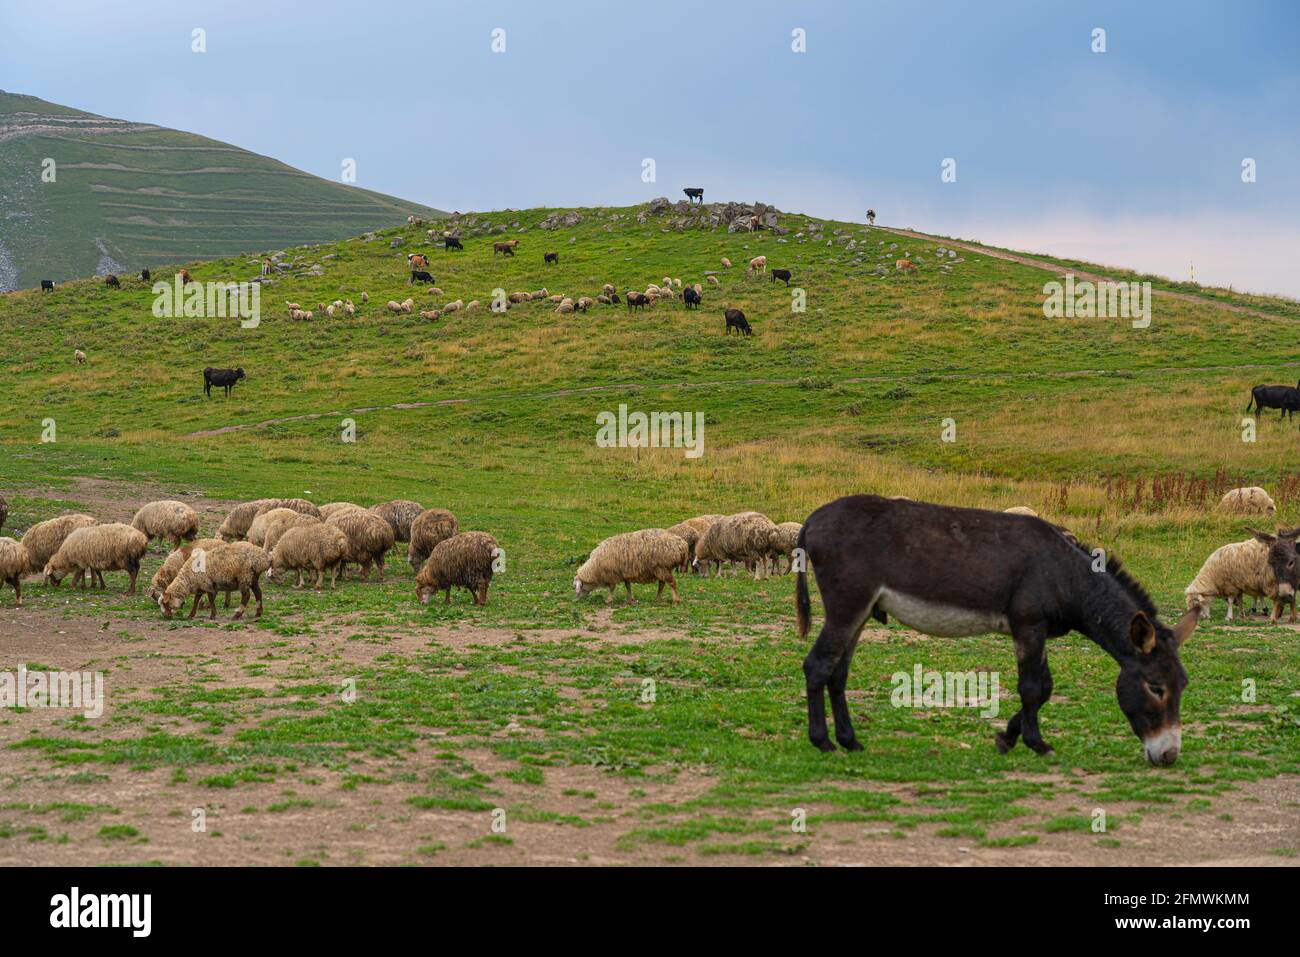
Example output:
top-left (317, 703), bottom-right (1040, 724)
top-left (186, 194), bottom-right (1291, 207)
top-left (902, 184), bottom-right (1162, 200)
top-left (0, 91), bottom-right (442, 290)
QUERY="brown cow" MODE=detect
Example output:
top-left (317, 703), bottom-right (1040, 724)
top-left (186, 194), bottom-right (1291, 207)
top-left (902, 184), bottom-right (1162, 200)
top-left (493, 242), bottom-right (517, 257)
top-left (895, 260), bottom-right (918, 272)
top-left (408, 253), bottom-right (429, 270)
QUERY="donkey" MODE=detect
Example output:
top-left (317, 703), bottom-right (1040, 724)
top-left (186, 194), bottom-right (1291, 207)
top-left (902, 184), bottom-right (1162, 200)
top-left (796, 495), bottom-right (1198, 765)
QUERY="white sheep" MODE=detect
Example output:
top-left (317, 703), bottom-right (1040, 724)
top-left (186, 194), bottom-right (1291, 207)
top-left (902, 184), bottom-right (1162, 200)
top-left (1185, 528), bottom-right (1300, 622)
top-left (75, 349), bottom-right (86, 364)
top-left (0, 538), bottom-right (30, 606)
top-left (1219, 487), bottom-right (1276, 515)
top-left (748, 255), bottom-right (767, 274)
top-left (44, 523), bottom-right (149, 594)
top-left (131, 500), bottom-right (200, 548)
top-left (693, 512), bottom-right (778, 579)
top-left (575, 529), bottom-right (689, 604)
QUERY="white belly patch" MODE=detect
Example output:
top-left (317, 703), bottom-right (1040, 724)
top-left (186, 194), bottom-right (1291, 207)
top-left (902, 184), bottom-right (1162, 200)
top-left (876, 588), bottom-right (1010, 637)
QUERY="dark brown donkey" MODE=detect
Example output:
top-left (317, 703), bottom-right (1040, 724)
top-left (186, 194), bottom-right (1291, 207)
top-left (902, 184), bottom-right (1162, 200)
top-left (796, 495), bottom-right (1199, 765)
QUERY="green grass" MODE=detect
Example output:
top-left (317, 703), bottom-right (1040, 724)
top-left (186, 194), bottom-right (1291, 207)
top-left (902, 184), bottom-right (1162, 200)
top-left (1, 198), bottom-right (1298, 860)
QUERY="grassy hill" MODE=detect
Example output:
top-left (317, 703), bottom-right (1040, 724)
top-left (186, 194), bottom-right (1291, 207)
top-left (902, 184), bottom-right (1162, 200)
top-left (0, 91), bottom-right (442, 291)
top-left (0, 201), bottom-right (1297, 864)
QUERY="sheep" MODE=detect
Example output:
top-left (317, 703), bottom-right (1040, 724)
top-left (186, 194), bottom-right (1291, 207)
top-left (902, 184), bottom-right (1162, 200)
top-left (420, 310), bottom-right (441, 320)
top-left (574, 529), bottom-right (689, 604)
top-left (1004, 506), bottom-right (1039, 517)
top-left (387, 300), bottom-right (404, 313)
top-left (401, 298), bottom-right (415, 313)
top-left (147, 538), bottom-right (224, 601)
top-left (766, 521), bottom-right (803, 573)
top-left (895, 259), bottom-right (918, 272)
top-left (548, 294), bottom-right (565, 303)
top-left (683, 286), bottom-right (702, 309)
top-left (692, 511), bottom-right (778, 579)
top-left (326, 304), bottom-right (336, 317)
top-left (370, 500), bottom-right (424, 542)
top-left (75, 349), bottom-right (86, 364)
top-left (748, 255), bottom-right (767, 274)
top-left (1219, 487), bottom-right (1276, 515)
top-left (508, 291), bottom-right (531, 303)
top-left (158, 541), bottom-right (270, 620)
top-left (262, 498), bottom-right (321, 519)
top-left (415, 531), bottom-right (500, 606)
top-left (665, 514), bottom-right (722, 571)
top-left (407, 508), bottom-right (460, 570)
top-left (465, 300), bottom-right (481, 311)
top-left (217, 499), bottom-right (274, 541)
top-left (361, 292), bottom-right (369, 303)
top-left (443, 299), bottom-right (463, 313)
top-left (44, 523), bottom-right (148, 594)
top-left (21, 514), bottom-right (98, 579)
top-left (1185, 528), bottom-right (1300, 622)
top-left (319, 502), bottom-right (365, 520)
top-left (0, 538), bottom-right (30, 606)
top-left (285, 302), bottom-right (302, 314)
top-left (602, 283), bottom-right (616, 296)
top-left (662, 276), bottom-right (672, 287)
top-left (131, 500), bottom-right (201, 549)
top-left (345, 301), bottom-right (356, 315)
top-left (246, 507), bottom-right (303, 547)
top-left (596, 295), bottom-right (612, 305)
top-left (721, 257), bottom-right (732, 268)
top-left (261, 511), bottom-right (321, 552)
top-left (327, 509), bottom-right (395, 581)
top-left (575, 296), bottom-right (594, 312)
top-left (555, 299), bottom-right (575, 314)
top-left (270, 523), bottom-right (350, 589)
top-left (706, 275), bottom-right (719, 285)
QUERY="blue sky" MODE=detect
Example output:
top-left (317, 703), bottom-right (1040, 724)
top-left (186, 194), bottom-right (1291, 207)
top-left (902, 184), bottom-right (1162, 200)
top-left (2, 0), bottom-right (1297, 295)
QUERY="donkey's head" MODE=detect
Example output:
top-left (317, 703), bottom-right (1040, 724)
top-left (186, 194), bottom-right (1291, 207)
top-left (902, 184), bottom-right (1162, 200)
top-left (1115, 609), bottom-right (1196, 765)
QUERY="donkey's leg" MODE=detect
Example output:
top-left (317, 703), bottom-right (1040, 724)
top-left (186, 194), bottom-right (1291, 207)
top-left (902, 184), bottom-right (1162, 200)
top-left (828, 642), bottom-right (865, 751)
top-left (1010, 625), bottom-right (1054, 755)
top-left (803, 604), bottom-right (872, 753)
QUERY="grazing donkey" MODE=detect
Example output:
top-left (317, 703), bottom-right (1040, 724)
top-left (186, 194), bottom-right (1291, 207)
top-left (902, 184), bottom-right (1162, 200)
top-left (796, 495), bottom-right (1198, 765)
top-left (1245, 381), bottom-right (1300, 422)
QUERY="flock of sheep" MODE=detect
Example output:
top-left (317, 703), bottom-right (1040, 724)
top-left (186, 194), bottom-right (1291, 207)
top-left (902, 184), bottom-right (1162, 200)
top-left (0, 496), bottom-right (805, 618)
top-left (0, 498), bottom-right (500, 617)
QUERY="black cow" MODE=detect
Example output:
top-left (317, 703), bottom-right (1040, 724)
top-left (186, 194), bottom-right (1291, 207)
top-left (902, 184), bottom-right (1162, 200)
top-left (544, 252), bottom-right (559, 265)
top-left (444, 237), bottom-right (464, 251)
top-left (410, 270), bottom-right (435, 284)
top-left (683, 286), bottom-right (702, 309)
top-left (40, 280), bottom-right (54, 292)
top-left (105, 274), bottom-right (120, 288)
top-left (683, 187), bottom-right (704, 203)
top-left (140, 268), bottom-right (151, 282)
top-left (797, 495), bottom-right (1200, 764)
top-left (203, 367), bottom-right (246, 398)
top-left (725, 308), bottom-right (752, 336)
top-left (1246, 382), bottom-right (1300, 422)
top-left (771, 268), bottom-right (792, 286)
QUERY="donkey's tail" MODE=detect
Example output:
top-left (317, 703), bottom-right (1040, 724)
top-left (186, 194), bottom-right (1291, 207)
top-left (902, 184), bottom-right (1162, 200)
top-left (795, 524), bottom-right (812, 639)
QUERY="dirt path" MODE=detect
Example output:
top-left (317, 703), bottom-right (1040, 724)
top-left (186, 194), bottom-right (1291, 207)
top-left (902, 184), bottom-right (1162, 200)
top-left (881, 226), bottom-right (1296, 322)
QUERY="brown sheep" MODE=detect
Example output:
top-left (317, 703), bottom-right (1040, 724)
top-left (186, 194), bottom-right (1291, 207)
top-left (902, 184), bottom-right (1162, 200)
top-left (44, 523), bottom-right (149, 594)
top-left (370, 500), bottom-right (424, 543)
top-left (407, 508), bottom-right (460, 570)
top-left (21, 514), bottom-right (98, 581)
top-left (327, 509), bottom-right (395, 581)
top-left (131, 500), bottom-right (201, 549)
top-left (415, 532), bottom-right (500, 606)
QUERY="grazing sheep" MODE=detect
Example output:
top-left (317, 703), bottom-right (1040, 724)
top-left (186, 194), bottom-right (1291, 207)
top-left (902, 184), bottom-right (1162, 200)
top-left (576, 296), bottom-right (594, 312)
top-left (264, 498), bottom-right (321, 520)
top-left (626, 291), bottom-right (649, 311)
top-left (246, 507), bottom-right (302, 547)
top-left (345, 301), bottom-right (355, 315)
top-left (721, 257), bottom-right (732, 268)
top-left (75, 349), bottom-right (86, 364)
top-left (575, 529), bottom-right (688, 604)
top-left (1219, 487), bottom-right (1276, 515)
top-left (420, 310), bottom-right (441, 320)
top-left (158, 541), bottom-right (270, 620)
top-left (555, 299), bottom-right (575, 314)
top-left (44, 523), bottom-right (148, 594)
top-left (415, 531), bottom-right (500, 606)
top-left (271, 523), bottom-right (350, 589)
top-left (319, 502), bottom-right (365, 520)
top-left (0, 538), bottom-right (30, 606)
top-left (692, 511), bottom-right (778, 579)
top-left (21, 514), bottom-right (98, 579)
top-left (596, 295), bottom-right (611, 305)
top-left (1185, 528), bottom-right (1300, 622)
top-left (407, 508), bottom-right (460, 570)
top-left (602, 283), bottom-right (616, 296)
top-left (261, 511), bottom-right (321, 552)
top-left (327, 509), bottom-right (395, 581)
top-left (217, 499), bottom-right (274, 541)
top-left (361, 292), bottom-right (369, 303)
top-left (285, 302), bottom-right (303, 315)
top-left (387, 300), bottom-right (404, 313)
top-left (508, 291), bottom-right (531, 303)
top-left (767, 521), bottom-right (803, 573)
top-left (442, 299), bottom-right (463, 314)
top-left (1004, 506), bottom-right (1039, 517)
top-left (401, 298), bottom-right (415, 313)
top-left (131, 500), bottom-right (201, 549)
top-left (370, 500), bottom-right (424, 542)
top-left (147, 538), bottom-right (224, 601)
top-left (706, 275), bottom-right (719, 285)
top-left (665, 515), bottom-right (724, 570)
top-left (326, 304), bottom-right (336, 317)
top-left (748, 256), bottom-right (767, 274)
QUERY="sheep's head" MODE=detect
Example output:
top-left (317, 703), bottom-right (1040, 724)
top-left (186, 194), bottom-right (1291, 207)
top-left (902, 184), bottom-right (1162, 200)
top-left (416, 583), bottom-right (436, 605)
top-left (157, 591), bottom-right (185, 618)
top-left (573, 576), bottom-right (596, 599)
top-left (42, 562), bottom-right (63, 586)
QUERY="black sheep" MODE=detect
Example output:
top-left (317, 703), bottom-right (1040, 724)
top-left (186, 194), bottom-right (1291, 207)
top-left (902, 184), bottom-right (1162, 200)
top-left (544, 252), bottom-right (559, 265)
top-left (444, 237), bottom-right (463, 251)
top-left (410, 270), bottom-right (435, 285)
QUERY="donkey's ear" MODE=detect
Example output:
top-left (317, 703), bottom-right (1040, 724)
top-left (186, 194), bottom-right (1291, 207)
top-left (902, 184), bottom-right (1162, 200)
top-left (1277, 525), bottom-right (1300, 539)
top-left (1246, 526), bottom-right (1276, 544)
top-left (1129, 612), bottom-right (1157, 655)
top-left (1172, 607), bottom-right (1199, 648)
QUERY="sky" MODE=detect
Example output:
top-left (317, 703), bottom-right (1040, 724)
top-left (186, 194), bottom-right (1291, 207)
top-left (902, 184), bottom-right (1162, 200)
top-left (2, 0), bottom-right (1297, 296)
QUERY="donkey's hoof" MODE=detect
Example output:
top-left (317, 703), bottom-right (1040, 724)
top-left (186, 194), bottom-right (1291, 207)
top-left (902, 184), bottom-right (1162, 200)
top-left (837, 738), bottom-right (864, 753)
top-left (810, 737), bottom-right (836, 753)
top-left (994, 732), bottom-right (1015, 754)
top-left (1026, 740), bottom-right (1054, 756)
